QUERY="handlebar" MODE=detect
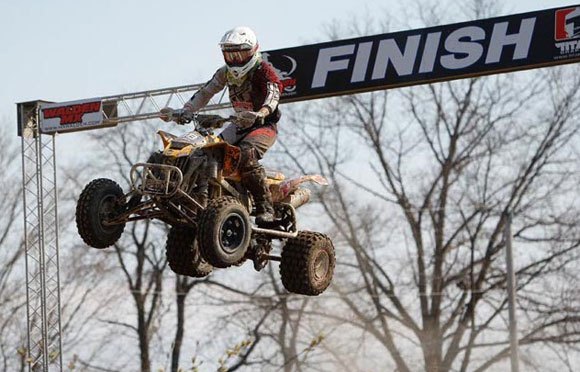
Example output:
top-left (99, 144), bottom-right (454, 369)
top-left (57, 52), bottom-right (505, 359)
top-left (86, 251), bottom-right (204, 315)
top-left (163, 108), bottom-right (237, 130)
top-left (171, 110), bottom-right (233, 125)
top-left (194, 114), bottom-right (235, 128)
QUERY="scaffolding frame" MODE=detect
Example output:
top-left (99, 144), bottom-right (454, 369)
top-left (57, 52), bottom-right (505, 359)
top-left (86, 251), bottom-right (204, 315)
top-left (19, 101), bottom-right (62, 371)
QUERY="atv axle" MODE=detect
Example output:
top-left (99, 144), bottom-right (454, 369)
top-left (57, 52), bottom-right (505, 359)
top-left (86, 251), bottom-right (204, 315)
top-left (251, 226), bottom-right (298, 239)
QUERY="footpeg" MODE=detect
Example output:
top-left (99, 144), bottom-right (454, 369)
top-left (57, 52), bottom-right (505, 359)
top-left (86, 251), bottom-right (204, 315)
top-left (255, 218), bottom-right (282, 229)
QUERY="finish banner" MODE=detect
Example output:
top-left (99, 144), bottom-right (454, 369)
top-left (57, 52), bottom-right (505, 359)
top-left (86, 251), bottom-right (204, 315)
top-left (263, 5), bottom-right (580, 103)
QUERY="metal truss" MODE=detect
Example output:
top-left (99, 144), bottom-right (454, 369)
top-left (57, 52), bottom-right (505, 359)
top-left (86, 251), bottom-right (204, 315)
top-left (19, 101), bottom-right (62, 371)
top-left (18, 84), bottom-right (231, 371)
top-left (99, 83), bottom-right (231, 125)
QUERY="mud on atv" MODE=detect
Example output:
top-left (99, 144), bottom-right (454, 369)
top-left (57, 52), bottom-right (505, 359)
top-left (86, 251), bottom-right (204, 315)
top-left (75, 114), bottom-right (335, 296)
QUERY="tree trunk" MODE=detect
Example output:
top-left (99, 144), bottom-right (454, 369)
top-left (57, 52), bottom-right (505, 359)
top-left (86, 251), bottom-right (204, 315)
top-left (171, 278), bottom-right (186, 372)
top-left (422, 318), bottom-right (442, 372)
top-left (136, 299), bottom-right (151, 372)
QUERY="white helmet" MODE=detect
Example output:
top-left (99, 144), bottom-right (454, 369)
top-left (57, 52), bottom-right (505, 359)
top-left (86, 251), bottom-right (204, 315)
top-left (219, 26), bottom-right (260, 81)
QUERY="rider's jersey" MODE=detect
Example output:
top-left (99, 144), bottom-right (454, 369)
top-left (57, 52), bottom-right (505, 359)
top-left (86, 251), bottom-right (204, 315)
top-left (186, 60), bottom-right (282, 125)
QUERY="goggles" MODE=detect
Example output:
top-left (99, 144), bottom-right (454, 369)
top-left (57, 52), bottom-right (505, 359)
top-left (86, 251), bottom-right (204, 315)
top-left (221, 45), bottom-right (257, 67)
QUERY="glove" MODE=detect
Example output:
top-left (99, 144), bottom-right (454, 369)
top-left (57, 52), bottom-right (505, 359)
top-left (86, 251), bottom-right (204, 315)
top-left (159, 108), bottom-right (194, 125)
top-left (234, 110), bottom-right (265, 129)
top-left (159, 107), bottom-right (174, 122)
top-left (175, 109), bottom-right (194, 125)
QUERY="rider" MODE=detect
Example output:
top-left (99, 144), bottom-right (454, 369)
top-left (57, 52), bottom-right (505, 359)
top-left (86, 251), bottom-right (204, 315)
top-left (160, 26), bottom-right (282, 224)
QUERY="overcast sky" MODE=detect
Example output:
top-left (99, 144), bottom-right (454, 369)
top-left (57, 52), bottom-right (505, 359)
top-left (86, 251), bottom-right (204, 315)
top-left (2, 0), bottom-right (579, 134)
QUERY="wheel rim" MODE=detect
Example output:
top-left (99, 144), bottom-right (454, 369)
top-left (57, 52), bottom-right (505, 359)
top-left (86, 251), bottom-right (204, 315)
top-left (313, 250), bottom-right (330, 283)
top-left (98, 194), bottom-right (119, 232)
top-left (220, 213), bottom-right (246, 253)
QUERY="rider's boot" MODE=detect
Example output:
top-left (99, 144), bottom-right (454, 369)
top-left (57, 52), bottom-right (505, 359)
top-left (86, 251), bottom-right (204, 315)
top-left (241, 165), bottom-right (275, 225)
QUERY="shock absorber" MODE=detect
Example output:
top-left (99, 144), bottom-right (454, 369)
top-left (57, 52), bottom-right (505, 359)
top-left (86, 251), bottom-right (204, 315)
top-left (206, 158), bottom-right (222, 198)
top-left (208, 159), bottom-right (218, 179)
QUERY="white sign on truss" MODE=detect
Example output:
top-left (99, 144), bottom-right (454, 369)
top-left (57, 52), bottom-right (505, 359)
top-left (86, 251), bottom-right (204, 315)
top-left (39, 98), bottom-right (104, 134)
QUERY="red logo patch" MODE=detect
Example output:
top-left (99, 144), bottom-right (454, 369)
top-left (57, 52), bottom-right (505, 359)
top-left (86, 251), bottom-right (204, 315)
top-left (555, 7), bottom-right (580, 41)
top-left (232, 101), bottom-right (254, 111)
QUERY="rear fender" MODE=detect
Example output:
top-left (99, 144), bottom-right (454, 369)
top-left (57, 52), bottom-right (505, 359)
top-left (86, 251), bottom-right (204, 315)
top-left (271, 175), bottom-right (329, 202)
top-left (223, 143), bottom-right (241, 178)
top-left (205, 142), bottom-right (242, 179)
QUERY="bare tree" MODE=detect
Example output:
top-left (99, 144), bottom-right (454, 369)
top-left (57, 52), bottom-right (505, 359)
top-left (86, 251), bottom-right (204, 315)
top-left (277, 61), bottom-right (580, 371)
top-left (76, 123), bottom-right (226, 372)
top-left (169, 274), bottom-right (210, 372)
top-left (84, 125), bottom-right (169, 372)
top-left (179, 263), bottom-right (340, 372)
top-left (30, 4), bottom-right (580, 371)
top-left (0, 125), bottom-right (27, 371)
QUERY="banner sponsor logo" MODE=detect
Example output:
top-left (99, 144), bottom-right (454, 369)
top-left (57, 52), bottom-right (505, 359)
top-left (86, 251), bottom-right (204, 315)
top-left (555, 7), bottom-right (580, 58)
top-left (555, 7), bottom-right (580, 40)
top-left (263, 52), bottom-right (298, 96)
top-left (40, 99), bottom-right (103, 134)
top-left (232, 101), bottom-right (253, 111)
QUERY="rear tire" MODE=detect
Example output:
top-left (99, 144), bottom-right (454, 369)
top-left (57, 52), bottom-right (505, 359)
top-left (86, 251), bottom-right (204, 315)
top-left (166, 226), bottom-right (213, 277)
top-left (76, 178), bottom-right (126, 249)
top-left (280, 231), bottom-right (335, 296)
top-left (198, 196), bottom-right (251, 268)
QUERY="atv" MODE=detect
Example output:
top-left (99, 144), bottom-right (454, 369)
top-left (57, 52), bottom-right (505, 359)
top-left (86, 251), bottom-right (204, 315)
top-left (75, 113), bottom-right (335, 296)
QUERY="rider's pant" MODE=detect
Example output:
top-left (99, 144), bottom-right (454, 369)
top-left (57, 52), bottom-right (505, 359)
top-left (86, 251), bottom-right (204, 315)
top-left (220, 124), bottom-right (277, 215)
top-left (219, 123), bottom-right (277, 159)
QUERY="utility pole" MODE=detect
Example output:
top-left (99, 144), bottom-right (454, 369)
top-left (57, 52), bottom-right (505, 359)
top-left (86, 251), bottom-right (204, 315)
top-left (504, 212), bottom-right (520, 372)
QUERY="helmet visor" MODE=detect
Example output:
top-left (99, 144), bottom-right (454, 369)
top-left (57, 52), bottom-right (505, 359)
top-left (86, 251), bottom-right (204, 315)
top-left (222, 49), bottom-right (255, 67)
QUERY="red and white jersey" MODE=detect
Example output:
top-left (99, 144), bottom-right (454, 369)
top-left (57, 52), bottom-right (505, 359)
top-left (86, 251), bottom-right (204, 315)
top-left (186, 60), bottom-right (282, 124)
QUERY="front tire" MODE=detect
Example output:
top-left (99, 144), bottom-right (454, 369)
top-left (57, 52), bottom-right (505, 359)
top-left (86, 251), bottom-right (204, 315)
top-left (76, 178), bottom-right (126, 249)
top-left (280, 231), bottom-right (335, 296)
top-left (198, 196), bottom-right (251, 268)
top-left (166, 226), bottom-right (213, 277)
top-left (147, 151), bottom-right (164, 164)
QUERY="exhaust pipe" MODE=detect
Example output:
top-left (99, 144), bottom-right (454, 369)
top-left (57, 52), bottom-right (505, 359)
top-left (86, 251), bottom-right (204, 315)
top-left (285, 188), bottom-right (311, 209)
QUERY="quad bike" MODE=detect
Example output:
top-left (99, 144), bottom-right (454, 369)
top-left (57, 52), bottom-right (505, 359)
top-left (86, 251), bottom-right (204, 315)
top-left (75, 113), bottom-right (335, 296)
